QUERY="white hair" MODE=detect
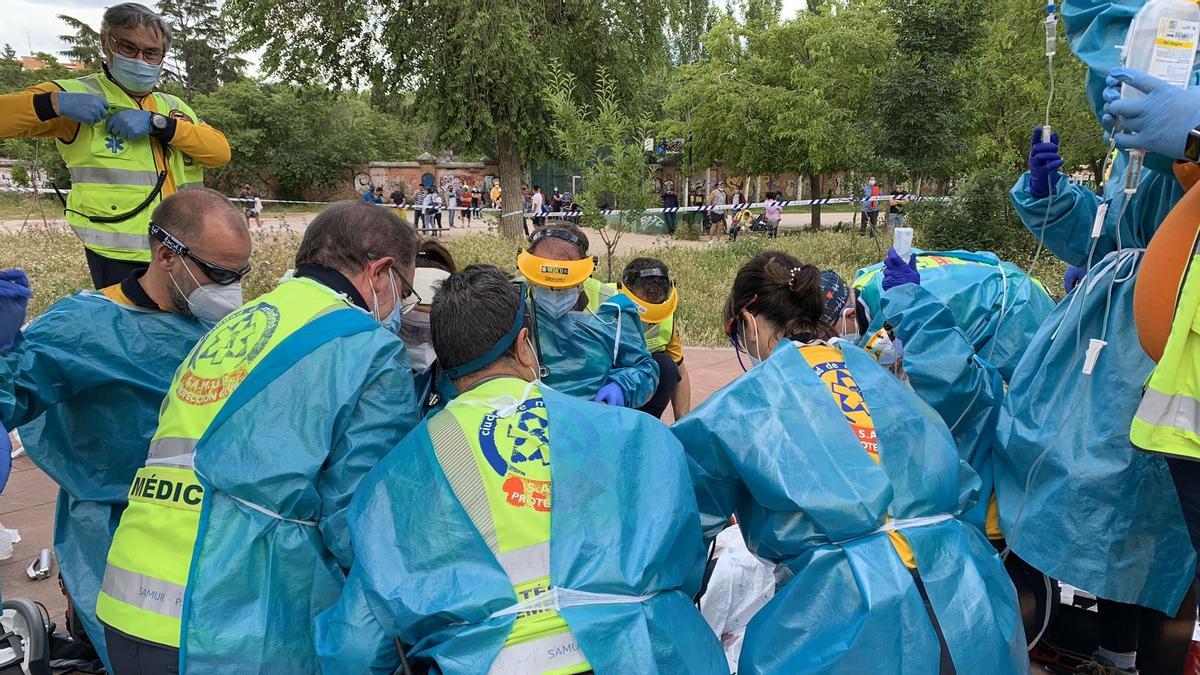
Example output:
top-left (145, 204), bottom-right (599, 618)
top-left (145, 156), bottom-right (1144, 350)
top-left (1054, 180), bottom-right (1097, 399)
top-left (101, 3), bottom-right (172, 50)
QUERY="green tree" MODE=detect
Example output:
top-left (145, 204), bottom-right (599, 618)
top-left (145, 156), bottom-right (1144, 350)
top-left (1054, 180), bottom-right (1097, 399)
top-left (963, 0), bottom-right (1105, 176)
top-left (57, 14), bottom-right (101, 66)
top-left (191, 80), bottom-right (423, 198)
top-left (159, 0), bottom-right (246, 95)
top-left (874, 0), bottom-right (986, 181)
top-left (743, 0), bottom-right (782, 31)
top-left (544, 66), bottom-right (656, 280)
top-left (222, 0), bottom-right (670, 238)
top-left (664, 2), bottom-right (894, 226)
top-left (668, 0), bottom-right (715, 65)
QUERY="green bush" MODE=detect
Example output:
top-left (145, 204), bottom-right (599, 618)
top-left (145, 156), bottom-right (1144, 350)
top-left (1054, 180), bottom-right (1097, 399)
top-left (908, 166), bottom-right (1027, 254)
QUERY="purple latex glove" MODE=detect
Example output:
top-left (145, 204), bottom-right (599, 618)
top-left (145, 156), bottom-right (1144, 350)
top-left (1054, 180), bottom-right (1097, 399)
top-left (106, 109), bottom-right (152, 140)
top-left (0, 269), bottom-right (31, 351)
top-left (1028, 127), bottom-right (1063, 200)
top-left (1064, 265), bottom-right (1086, 293)
top-left (593, 382), bottom-right (625, 407)
top-left (0, 424), bottom-right (11, 494)
top-left (882, 248), bottom-right (920, 291)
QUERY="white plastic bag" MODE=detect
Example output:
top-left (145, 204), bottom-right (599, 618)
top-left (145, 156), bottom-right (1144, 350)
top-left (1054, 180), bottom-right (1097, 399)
top-left (699, 524), bottom-right (776, 674)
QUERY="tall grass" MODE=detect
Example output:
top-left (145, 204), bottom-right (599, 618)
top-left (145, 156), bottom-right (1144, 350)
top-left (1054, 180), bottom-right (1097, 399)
top-left (0, 227), bottom-right (1065, 347)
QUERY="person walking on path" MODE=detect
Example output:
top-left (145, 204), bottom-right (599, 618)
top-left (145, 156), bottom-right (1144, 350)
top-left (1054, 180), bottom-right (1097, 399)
top-left (706, 181), bottom-right (728, 242)
top-left (861, 176), bottom-right (882, 236)
top-left (662, 185), bottom-right (679, 235)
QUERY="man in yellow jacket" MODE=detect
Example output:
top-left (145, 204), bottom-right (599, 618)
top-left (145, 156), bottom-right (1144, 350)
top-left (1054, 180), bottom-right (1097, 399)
top-left (0, 2), bottom-right (231, 288)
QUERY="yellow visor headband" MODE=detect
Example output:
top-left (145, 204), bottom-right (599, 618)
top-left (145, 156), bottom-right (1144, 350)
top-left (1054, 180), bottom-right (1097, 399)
top-left (621, 284), bottom-right (678, 324)
top-left (517, 250), bottom-right (596, 288)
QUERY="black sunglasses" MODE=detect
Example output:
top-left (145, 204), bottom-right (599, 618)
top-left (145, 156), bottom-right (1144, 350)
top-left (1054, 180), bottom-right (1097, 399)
top-left (150, 223), bottom-right (251, 285)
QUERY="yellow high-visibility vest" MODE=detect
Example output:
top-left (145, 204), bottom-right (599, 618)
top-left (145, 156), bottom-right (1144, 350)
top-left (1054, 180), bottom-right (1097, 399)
top-left (1131, 239), bottom-right (1200, 461)
top-left (54, 74), bottom-right (204, 263)
top-left (433, 378), bottom-right (591, 674)
top-left (96, 277), bottom-right (359, 646)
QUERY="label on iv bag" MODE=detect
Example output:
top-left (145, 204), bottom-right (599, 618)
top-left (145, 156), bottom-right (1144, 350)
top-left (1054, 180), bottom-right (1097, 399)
top-left (1149, 18), bottom-right (1200, 87)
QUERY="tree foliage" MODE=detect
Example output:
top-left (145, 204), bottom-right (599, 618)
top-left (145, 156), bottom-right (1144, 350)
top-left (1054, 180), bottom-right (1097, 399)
top-left (544, 65), bottom-right (655, 280)
top-left (664, 2), bottom-right (893, 179)
top-left (223, 0), bottom-right (670, 236)
top-left (191, 80), bottom-right (425, 198)
top-left (159, 0), bottom-right (247, 95)
top-left (57, 15), bottom-right (101, 66)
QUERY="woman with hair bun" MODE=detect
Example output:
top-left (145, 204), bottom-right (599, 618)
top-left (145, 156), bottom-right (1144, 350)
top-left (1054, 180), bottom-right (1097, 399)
top-left (672, 251), bottom-right (1029, 674)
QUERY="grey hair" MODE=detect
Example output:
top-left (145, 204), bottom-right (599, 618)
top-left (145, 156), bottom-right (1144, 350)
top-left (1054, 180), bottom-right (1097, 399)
top-left (101, 3), bottom-right (173, 51)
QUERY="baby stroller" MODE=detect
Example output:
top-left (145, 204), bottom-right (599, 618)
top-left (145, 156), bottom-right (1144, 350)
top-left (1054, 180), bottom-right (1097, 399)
top-left (748, 213), bottom-right (778, 238)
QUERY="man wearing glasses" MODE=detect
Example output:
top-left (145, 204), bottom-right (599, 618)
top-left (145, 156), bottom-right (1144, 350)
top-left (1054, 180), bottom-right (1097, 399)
top-left (0, 2), bottom-right (232, 289)
top-left (99, 199), bottom-right (422, 673)
top-left (0, 187), bottom-right (251, 672)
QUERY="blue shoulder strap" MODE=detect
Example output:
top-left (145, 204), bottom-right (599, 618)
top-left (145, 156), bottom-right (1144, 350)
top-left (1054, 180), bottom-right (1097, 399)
top-left (201, 308), bottom-right (381, 441)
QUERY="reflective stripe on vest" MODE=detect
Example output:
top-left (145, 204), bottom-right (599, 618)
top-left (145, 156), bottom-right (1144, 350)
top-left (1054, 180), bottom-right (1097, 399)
top-left (98, 278), bottom-right (355, 646)
top-left (69, 226), bottom-right (149, 251)
top-left (1132, 247), bottom-right (1200, 460)
top-left (54, 75), bottom-right (204, 262)
top-left (427, 407), bottom-right (588, 675)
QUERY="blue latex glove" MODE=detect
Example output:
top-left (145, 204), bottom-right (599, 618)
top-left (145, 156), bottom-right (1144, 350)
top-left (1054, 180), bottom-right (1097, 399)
top-left (0, 424), bottom-right (11, 495)
top-left (106, 109), bottom-right (153, 141)
top-left (1064, 265), bottom-right (1086, 293)
top-left (1103, 68), bottom-right (1200, 161)
top-left (55, 92), bottom-right (108, 125)
top-left (882, 248), bottom-right (920, 291)
top-left (1027, 127), bottom-right (1063, 200)
top-left (593, 382), bottom-right (625, 407)
top-left (0, 269), bottom-right (31, 351)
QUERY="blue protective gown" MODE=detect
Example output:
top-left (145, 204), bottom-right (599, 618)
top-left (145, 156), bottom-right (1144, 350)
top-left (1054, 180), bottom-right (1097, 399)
top-left (0, 291), bottom-right (203, 671)
top-left (314, 385), bottom-right (726, 674)
top-left (672, 340), bottom-right (1028, 674)
top-left (868, 284), bottom-right (1008, 535)
top-left (853, 250), bottom-right (1056, 381)
top-left (856, 253), bottom-right (1054, 534)
top-left (537, 294), bottom-right (659, 408)
top-left (994, 0), bottom-right (1196, 615)
top-left (178, 307), bottom-right (420, 673)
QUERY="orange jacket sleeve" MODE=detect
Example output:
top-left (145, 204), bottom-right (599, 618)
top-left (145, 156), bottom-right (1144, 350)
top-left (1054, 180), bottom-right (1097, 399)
top-left (166, 118), bottom-right (231, 169)
top-left (0, 82), bottom-right (79, 142)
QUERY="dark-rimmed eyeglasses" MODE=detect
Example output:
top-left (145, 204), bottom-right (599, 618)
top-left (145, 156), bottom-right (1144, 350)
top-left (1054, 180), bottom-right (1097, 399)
top-left (367, 254), bottom-right (421, 314)
top-left (107, 35), bottom-right (166, 65)
top-left (150, 223), bottom-right (250, 285)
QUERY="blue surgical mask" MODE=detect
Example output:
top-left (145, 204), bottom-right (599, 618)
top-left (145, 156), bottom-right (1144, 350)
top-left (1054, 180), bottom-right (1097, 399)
top-left (110, 52), bottom-right (162, 93)
top-left (533, 286), bottom-right (579, 320)
top-left (372, 270), bottom-right (404, 337)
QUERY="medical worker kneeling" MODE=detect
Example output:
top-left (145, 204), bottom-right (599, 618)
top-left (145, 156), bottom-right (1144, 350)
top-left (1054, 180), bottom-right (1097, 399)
top-left (315, 264), bottom-right (727, 675)
top-left (517, 222), bottom-right (658, 407)
top-left (671, 251), bottom-right (1029, 674)
top-left (0, 188), bottom-right (250, 671)
top-left (98, 200), bottom-right (422, 673)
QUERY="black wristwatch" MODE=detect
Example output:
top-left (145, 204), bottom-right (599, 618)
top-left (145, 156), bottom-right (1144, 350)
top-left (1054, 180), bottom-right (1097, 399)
top-left (150, 113), bottom-right (169, 132)
top-left (1185, 125), bottom-right (1200, 163)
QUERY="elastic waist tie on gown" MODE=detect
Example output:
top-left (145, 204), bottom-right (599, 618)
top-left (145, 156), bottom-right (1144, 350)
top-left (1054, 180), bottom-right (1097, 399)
top-left (485, 588), bottom-right (661, 621)
top-left (196, 469), bottom-right (319, 527)
top-left (833, 514), bottom-right (955, 547)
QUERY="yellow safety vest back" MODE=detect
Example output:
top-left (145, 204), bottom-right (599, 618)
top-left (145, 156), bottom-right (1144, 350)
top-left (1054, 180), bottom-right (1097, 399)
top-left (96, 278), bottom-right (358, 647)
top-left (432, 379), bottom-right (591, 674)
top-left (54, 74), bottom-right (205, 263)
top-left (1131, 238), bottom-right (1200, 460)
